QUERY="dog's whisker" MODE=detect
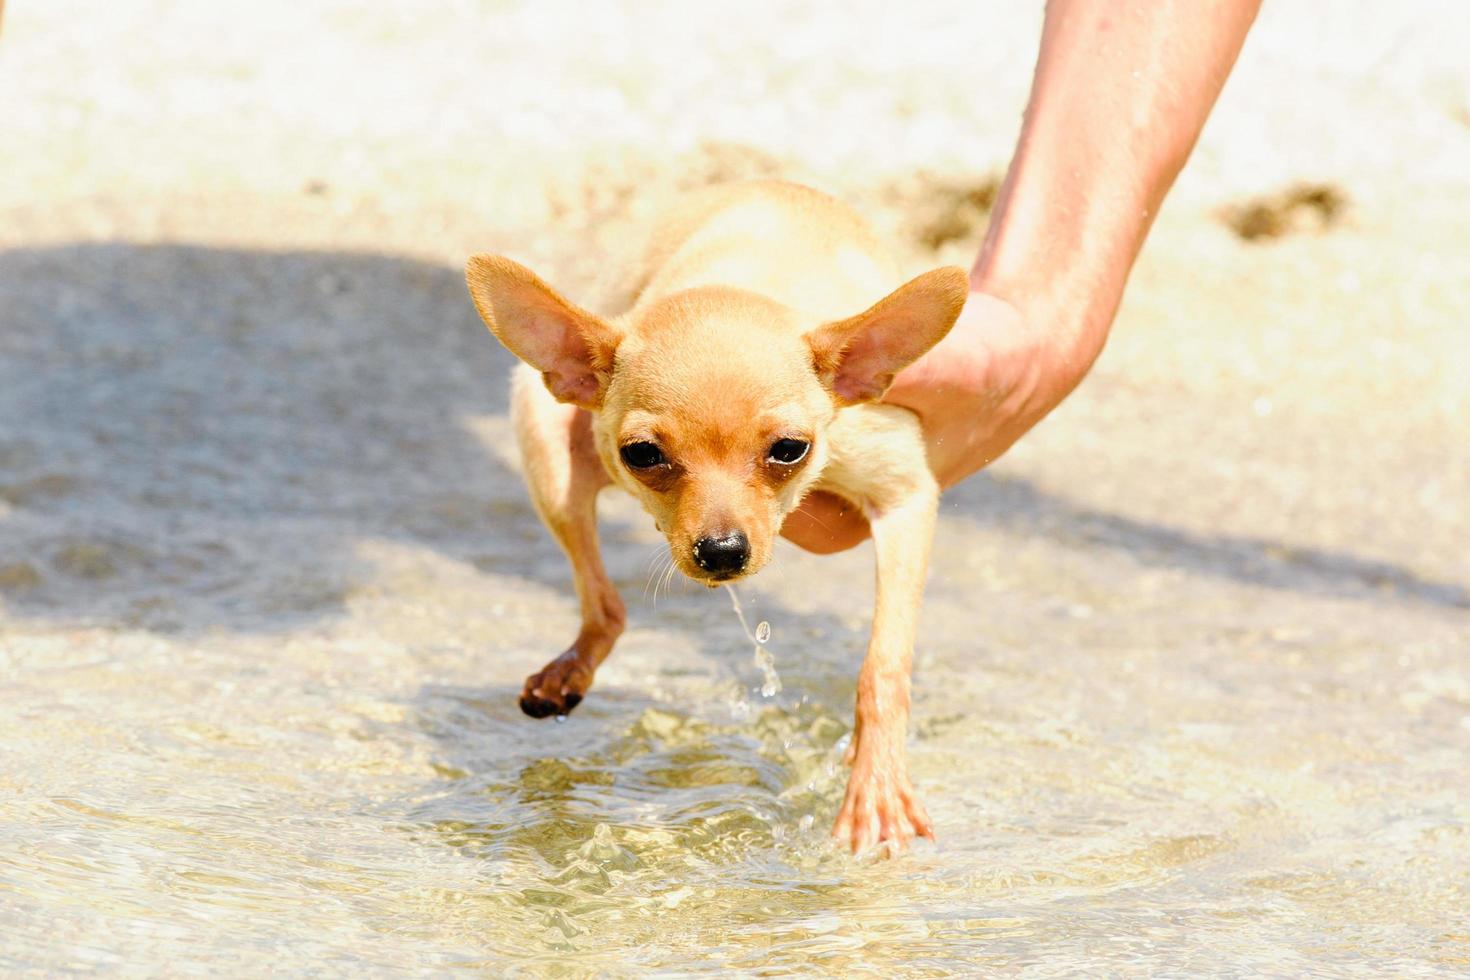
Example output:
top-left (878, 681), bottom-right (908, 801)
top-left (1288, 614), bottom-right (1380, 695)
top-left (647, 552), bottom-right (671, 605)
top-left (642, 548), bottom-right (670, 601)
top-left (801, 509), bottom-right (838, 535)
top-left (643, 543), bottom-right (667, 572)
top-left (650, 554), bottom-right (669, 608)
top-left (643, 555), bottom-right (667, 602)
top-left (642, 545), bottom-right (667, 582)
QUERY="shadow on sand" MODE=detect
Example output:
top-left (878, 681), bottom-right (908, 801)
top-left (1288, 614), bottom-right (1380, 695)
top-left (0, 242), bottom-right (1463, 643)
top-left (948, 474), bottom-right (1469, 611)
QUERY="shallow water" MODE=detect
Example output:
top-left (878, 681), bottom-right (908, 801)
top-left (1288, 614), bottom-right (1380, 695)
top-left (0, 201), bottom-right (1464, 975)
top-left (2, 242), bottom-right (1467, 977)
top-left (3, 2), bottom-right (1470, 963)
top-left (4, 554), bottom-right (1467, 976)
top-left (2, 221), bottom-right (1470, 980)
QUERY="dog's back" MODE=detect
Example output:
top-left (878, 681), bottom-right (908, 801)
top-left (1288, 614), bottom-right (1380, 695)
top-left (632, 180), bottom-right (902, 323)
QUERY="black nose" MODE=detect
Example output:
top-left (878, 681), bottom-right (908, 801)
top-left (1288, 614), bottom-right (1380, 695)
top-left (693, 531), bottom-right (750, 576)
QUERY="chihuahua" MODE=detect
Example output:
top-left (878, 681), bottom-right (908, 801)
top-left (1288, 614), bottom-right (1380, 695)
top-left (465, 180), bottom-right (967, 852)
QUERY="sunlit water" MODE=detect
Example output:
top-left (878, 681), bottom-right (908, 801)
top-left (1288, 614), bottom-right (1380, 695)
top-left (1, 244), bottom-right (1467, 975)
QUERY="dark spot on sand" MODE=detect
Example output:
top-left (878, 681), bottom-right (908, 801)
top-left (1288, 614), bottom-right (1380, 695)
top-left (0, 562), bottom-right (43, 593)
top-left (52, 541), bottom-right (122, 580)
top-left (884, 171), bottom-right (1001, 252)
top-left (0, 473), bottom-right (78, 506)
top-left (1223, 182), bottom-right (1349, 242)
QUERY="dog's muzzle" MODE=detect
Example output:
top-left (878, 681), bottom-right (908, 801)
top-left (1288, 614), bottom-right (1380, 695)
top-left (692, 531), bottom-right (750, 578)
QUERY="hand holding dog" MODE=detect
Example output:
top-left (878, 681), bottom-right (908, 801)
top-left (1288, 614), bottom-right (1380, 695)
top-left (783, 0), bottom-right (1262, 555)
top-left (782, 290), bottom-right (1060, 554)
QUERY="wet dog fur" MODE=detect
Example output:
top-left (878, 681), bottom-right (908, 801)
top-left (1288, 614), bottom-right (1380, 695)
top-left (465, 180), bottom-right (967, 852)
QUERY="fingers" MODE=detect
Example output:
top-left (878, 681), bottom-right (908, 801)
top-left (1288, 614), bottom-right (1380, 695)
top-left (779, 491), bottom-right (872, 554)
top-left (880, 291), bottom-right (1048, 489)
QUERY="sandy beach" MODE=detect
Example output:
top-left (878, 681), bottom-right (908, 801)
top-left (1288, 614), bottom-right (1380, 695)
top-left (1, 1), bottom-right (1467, 973)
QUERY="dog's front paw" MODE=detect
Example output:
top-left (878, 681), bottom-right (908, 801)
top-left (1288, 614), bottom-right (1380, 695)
top-left (831, 740), bottom-right (933, 854)
top-left (520, 651), bottom-right (594, 719)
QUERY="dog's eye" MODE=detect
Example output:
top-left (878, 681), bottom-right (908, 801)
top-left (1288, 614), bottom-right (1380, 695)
top-left (768, 438), bottom-right (810, 465)
top-left (620, 441), bottom-right (666, 469)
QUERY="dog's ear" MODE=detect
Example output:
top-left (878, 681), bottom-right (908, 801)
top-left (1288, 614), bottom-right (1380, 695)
top-left (466, 255), bottom-right (622, 409)
top-left (806, 266), bottom-right (969, 405)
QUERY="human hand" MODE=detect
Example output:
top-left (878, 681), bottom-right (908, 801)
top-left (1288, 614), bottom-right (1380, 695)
top-left (779, 0), bottom-right (1259, 555)
top-left (780, 289), bottom-right (1062, 553)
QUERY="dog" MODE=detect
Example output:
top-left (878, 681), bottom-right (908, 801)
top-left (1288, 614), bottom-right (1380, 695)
top-left (465, 180), bottom-right (967, 852)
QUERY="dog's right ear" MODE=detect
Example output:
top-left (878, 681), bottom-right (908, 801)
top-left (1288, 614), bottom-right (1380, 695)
top-left (465, 255), bottom-right (622, 410)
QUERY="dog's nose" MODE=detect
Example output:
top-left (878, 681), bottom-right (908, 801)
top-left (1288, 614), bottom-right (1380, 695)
top-left (693, 531), bottom-right (750, 576)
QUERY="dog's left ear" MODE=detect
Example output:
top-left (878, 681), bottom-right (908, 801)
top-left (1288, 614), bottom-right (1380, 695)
top-left (806, 266), bottom-right (969, 405)
top-left (465, 254), bottom-right (622, 409)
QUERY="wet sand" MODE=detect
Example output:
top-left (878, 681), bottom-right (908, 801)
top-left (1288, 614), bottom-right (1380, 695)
top-left (1, 1), bottom-right (1467, 973)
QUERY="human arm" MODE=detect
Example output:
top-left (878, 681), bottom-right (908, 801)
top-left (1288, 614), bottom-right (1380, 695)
top-left (783, 0), bottom-right (1262, 552)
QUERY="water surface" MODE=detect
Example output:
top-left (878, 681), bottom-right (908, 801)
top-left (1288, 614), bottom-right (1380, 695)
top-left (3, 244), bottom-right (1467, 976)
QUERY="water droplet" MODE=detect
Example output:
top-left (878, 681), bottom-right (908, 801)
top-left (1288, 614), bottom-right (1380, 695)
top-left (754, 646), bottom-right (782, 698)
top-left (726, 584), bottom-right (782, 699)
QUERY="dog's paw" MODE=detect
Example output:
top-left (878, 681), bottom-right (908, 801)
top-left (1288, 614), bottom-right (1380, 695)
top-left (519, 652), bottom-right (593, 719)
top-left (831, 743), bottom-right (933, 855)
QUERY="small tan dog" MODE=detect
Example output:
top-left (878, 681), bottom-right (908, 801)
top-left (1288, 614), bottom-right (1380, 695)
top-left (466, 180), bottom-right (967, 852)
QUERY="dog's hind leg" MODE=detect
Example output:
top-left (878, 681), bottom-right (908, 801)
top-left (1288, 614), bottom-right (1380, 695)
top-left (510, 366), bottom-right (625, 718)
